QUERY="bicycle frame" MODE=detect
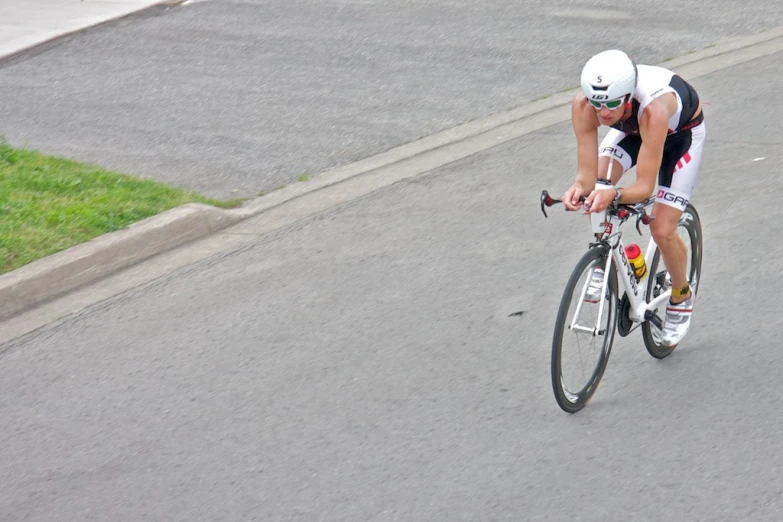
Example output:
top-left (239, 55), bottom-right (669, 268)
top-left (573, 211), bottom-right (670, 336)
top-left (540, 176), bottom-right (673, 335)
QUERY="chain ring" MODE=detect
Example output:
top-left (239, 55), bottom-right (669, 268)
top-left (618, 293), bottom-right (633, 337)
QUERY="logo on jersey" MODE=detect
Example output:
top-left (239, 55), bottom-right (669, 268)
top-left (656, 189), bottom-right (689, 208)
top-left (600, 146), bottom-right (625, 160)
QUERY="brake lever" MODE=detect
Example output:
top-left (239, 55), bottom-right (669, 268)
top-left (540, 190), bottom-right (561, 218)
top-left (541, 189), bottom-right (588, 218)
top-left (635, 209), bottom-right (654, 235)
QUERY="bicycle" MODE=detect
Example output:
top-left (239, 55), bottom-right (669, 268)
top-left (540, 180), bottom-right (703, 413)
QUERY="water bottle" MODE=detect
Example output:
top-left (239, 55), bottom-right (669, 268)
top-left (625, 244), bottom-right (647, 279)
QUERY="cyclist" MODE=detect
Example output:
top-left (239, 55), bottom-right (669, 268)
top-left (562, 49), bottom-right (705, 347)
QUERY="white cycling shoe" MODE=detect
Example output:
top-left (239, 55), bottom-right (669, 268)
top-left (661, 294), bottom-right (695, 347)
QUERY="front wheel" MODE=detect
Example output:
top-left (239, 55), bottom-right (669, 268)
top-left (551, 245), bottom-right (618, 413)
top-left (642, 204), bottom-right (703, 358)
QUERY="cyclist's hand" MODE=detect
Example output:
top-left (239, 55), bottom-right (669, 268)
top-left (583, 189), bottom-right (613, 214)
top-left (562, 184), bottom-right (585, 211)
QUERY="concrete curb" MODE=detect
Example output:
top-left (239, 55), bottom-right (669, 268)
top-left (2, 26), bottom-right (782, 321)
top-left (0, 204), bottom-right (239, 319)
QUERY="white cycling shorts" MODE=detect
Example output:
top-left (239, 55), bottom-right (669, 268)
top-left (598, 122), bottom-right (706, 211)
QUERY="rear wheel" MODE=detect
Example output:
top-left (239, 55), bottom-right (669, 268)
top-left (551, 245), bottom-right (618, 413)
top-left (642, 204), bottom-right (703, 358)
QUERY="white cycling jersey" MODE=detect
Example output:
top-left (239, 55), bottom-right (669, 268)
top-left (598, 65), bottom-right (705, 212)
top-left (611, 64), bottom-right (702, 137)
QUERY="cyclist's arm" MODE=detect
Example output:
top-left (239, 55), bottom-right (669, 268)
top-left (571, 95), bottom-right (600, 191)
top-left (620, 96), bottom-right (676, 203)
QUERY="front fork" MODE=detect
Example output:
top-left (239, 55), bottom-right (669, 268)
top-left (569, 246), bottom-right (614, 336)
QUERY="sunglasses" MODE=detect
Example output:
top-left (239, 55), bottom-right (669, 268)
top-left (589, 97), bottom-right (625, 110)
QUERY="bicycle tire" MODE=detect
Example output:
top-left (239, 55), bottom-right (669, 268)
top-left (551, 245), bottom-right (618, 413)
top-left (642, 204), bottom-right (703, 358)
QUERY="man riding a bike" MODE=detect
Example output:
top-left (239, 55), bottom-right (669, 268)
top-left (563, 49), bottom-right (706, 347)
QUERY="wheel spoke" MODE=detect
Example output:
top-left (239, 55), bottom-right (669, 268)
top-left (552, 248), bottom-right (616, 412)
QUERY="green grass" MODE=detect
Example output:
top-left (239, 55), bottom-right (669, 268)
top-left (297, 174), bottom-right (311, 182)
top-left (0, 142), bottom-right (241, 275)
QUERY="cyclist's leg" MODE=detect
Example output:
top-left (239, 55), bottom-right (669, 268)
top-left (651, 123), bottom-right (706, 346)
top-left (598, 129), bottom-right (640, 183)
top-left (650, 122), bottom-right (706, 302)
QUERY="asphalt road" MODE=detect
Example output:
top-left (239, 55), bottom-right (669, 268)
top-left (2, 49), bottom-right (782, 520)
top-left (0, 1), bottom-right (781, 199)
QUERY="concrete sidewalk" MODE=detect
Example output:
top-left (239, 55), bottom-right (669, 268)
top-left (0, 0), bottom-right (170, 61)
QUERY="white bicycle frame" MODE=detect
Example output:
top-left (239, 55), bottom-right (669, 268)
top-left (570, 181), bottom-right (670, 336)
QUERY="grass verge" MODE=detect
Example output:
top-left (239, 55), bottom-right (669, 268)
top-left (0, 142), bottom-right (241, 275)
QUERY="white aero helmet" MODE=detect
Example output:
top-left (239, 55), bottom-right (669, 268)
top-left (580, 50), bottom-right (637, 105)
